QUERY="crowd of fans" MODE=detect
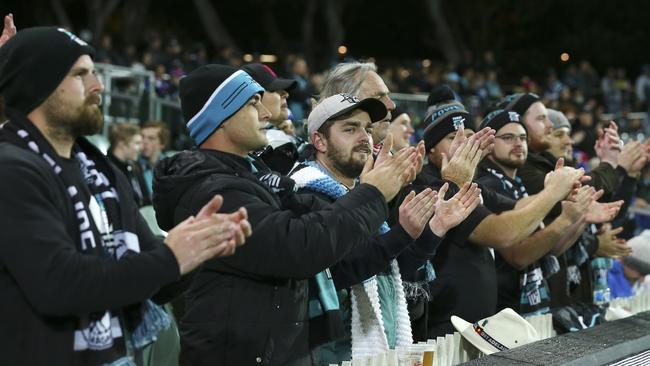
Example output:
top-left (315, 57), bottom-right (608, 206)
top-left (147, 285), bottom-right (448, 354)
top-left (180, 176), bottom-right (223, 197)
top-left (92, 32), bottom-right (650, 132)
top-left (3, 14), bottom-right (650, 366)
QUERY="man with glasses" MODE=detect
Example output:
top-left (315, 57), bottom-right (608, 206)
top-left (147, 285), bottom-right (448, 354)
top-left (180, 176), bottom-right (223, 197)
top-left (499, 93), bottom-right (627, 309)
top-left (418, 103), bottom-right (585, 337)
top-left (476, 109), bottom-right (593, 315)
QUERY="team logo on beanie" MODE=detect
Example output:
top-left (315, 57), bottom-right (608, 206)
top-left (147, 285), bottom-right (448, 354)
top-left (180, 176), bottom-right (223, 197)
top-left (57, 28), bottom-right (89, 46)
top-left (452, 115), bottom-right (466, 130)
top-left (508, 111), bottom-right (520, 122)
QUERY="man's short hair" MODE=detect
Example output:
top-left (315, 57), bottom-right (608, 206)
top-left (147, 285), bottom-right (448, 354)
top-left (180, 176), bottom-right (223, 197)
top-left (319, 62), bottom-right (377, 101)
top-left (141, 121), bottom-right (170, 148)
top-left (109, 122), bottom-right (140, 148)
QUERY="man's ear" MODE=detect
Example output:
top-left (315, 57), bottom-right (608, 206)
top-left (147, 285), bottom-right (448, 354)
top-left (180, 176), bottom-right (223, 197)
top-left (312, 132), bottom-right (328, 153)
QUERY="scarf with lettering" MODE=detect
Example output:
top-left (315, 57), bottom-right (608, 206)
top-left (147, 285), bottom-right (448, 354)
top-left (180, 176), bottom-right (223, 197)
top-left (0, 114), bottom-right (170, 365)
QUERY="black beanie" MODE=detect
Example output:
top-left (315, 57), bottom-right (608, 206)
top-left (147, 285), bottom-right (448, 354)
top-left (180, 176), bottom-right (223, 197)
top-left (427, 84), bottom-right (456, 107)
top-left (422, 103), bottom-right (473, 152)
top-left (479, 109), bottom-right (526, 133)
top-left (497, 93), bottom-right (540, 116)
top-left (180, 64), bottom-right (240, 124)
top-left (391, 107), bottom-right (406, 122)
top-left (179, 64), bottom-right (264, 145)
top-left (0, 27), bottom-right (95, 115)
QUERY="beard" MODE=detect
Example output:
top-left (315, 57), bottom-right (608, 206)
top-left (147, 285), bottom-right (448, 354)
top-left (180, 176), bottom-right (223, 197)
top-left (327, 142), bottom-right (371, 179)
top-left (42, 91), bottom-right (104, 138)
top-left (494, 150), bottom-right (527, 170)
top-left (529, 132), bottom-right (552, 152)
top-left (497, 157), bottom-right (526, 170)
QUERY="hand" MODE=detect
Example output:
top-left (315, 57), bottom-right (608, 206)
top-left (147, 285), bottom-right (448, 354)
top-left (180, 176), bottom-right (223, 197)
top-left (413, 140), bottom-right (426, 176)
top-left (596, 224), bottom-right (632, 258)
top-left (398, 141), bottom-right (426, 187)
top-left (559, 185), bottom-right (593, 222)
top-left (440, 132), bottom-right (485, 187)
top-left (165, 195), bottom-right (250, 275)
top-left (585, 200), bottom-right (624, 224)
top-left (195, 194), bottom-right (252, 245)
top-left (428, 182), bottom-right (482, 237)
top-left (398, 188), bottom-right (438, 239)
top-left (447, 125), bottom-right (467, 159)
top-left (447, 126), bottom-right (495, 160)
top-left (473, 127), bottom-right (496, 159)
top-left (618, 140), bottom-right (645, 174)
top-left (543, 158), bottom-right (585, 201)
top-left (0, 13), bottom-right (16, 47)
top-left (361, 140), bottom-right (418, 202)
top-left (595, 121), bottom-right (621, 167)
top-left (374, 133), bottom-right (393, 168)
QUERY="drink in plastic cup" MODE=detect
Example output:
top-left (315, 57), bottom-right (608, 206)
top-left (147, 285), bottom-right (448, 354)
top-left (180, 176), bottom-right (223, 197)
top-left (396, 346), bottom-right (425, 366)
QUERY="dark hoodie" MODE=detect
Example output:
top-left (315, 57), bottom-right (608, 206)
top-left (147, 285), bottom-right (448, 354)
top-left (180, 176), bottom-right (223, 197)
top-left (153, 148), bottom-right (390, 366)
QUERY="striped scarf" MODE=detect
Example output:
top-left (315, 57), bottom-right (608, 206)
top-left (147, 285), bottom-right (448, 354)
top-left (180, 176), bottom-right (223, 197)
top-left (1, 116), bottom-right (171, 365)
top-left (290, 161), bottom-right (413, 359)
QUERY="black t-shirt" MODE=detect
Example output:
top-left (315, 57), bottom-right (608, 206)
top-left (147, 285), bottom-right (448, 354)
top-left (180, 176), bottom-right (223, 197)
top-left (476, 164), bottom-right (523, 313)
top-left (416, 164), bottom-right (515, 338)
top-left (477, 160), bottom-right (553, 315)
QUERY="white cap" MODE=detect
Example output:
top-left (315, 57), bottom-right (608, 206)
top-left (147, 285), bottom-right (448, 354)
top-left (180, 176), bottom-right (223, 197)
top-left (307, 93), bottom-right (387, 136)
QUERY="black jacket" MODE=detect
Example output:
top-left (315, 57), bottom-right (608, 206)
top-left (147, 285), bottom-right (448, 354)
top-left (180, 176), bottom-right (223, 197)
top-left (518, 151), bottom-right (619, 221)
top-left (0, 141), bottom-right (181, 366)
top-left (153, 149), bottom-right (389, 366)
top-left (518, 151), bottom-right (622, 306)
top-left (415, 164), bottom-right (515, 338)
top-left (108, 152), bottom-right (152, 207)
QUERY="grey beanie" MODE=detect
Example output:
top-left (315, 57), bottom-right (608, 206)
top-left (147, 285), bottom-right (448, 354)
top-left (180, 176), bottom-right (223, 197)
top-left (548, 109), bottom-right (571, 131)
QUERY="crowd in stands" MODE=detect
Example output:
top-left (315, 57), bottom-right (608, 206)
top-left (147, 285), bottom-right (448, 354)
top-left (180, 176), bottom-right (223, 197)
top-left (3, 14), bottom-right (650, 366)
top-left (92, 32), bottom-right (650, 131)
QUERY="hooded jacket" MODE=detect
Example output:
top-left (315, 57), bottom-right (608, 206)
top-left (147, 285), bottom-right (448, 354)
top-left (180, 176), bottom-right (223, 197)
top-left (153, 149), bottom-right (390, 366)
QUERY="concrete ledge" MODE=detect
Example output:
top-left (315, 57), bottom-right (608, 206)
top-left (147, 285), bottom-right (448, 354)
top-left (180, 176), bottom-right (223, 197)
top-left (463, 311), bottom-right (650, 366)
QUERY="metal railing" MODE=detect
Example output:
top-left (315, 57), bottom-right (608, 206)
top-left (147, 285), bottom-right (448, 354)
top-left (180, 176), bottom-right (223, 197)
top-left (92, 63), bottom-right (650, 148)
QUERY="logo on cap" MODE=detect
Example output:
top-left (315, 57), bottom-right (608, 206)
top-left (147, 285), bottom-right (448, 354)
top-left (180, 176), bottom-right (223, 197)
top-left (340, 93), bottom-right (360, 104)
top-left (57, 28), bottom-right (88, 47)
top-left (452, 115), bottom-right (466, 130)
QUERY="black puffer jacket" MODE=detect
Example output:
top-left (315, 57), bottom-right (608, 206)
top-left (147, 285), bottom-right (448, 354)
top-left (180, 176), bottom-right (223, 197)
top-left (153, 149), bottom-right (389, 366)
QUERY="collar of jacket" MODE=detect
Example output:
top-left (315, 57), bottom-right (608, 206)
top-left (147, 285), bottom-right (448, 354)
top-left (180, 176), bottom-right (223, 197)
top-left (526, 150), bottom-right (557, 171)
top-left (478, 158), bottom-right (523, 185)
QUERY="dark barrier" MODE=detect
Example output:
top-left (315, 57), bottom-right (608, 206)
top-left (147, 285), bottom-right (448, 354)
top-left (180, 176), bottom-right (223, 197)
top-left (464, 311), bottom-right (650, 366)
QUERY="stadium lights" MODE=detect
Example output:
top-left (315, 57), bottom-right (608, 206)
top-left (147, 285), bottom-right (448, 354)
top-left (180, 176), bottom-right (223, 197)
top-left (260, 54), bottom-right (278, 63)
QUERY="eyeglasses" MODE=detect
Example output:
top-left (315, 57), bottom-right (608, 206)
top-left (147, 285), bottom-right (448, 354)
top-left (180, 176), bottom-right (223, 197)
top-left (495, 134), bottom-right (528, 143)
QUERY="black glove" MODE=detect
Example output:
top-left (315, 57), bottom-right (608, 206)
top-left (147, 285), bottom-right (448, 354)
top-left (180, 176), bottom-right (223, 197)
top-left (256, 171), bottom-right (297, 201)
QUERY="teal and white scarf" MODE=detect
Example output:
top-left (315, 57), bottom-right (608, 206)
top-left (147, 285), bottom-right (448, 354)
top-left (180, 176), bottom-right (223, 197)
top-left (291, 161), bottom-right (413, 359)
